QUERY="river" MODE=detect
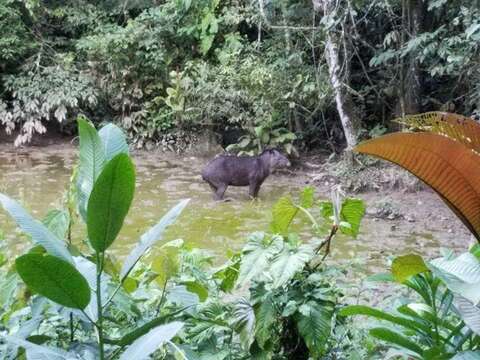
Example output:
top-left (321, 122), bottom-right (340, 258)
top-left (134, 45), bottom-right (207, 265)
top-left (0, 143), bottom-right (472, 273)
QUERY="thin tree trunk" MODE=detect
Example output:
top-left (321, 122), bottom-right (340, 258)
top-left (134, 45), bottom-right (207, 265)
top-left (405, 0), bottom-right (425, 114)
top-left (315, 0), bottom-right (359, 150)
top-left (398, 0), bottom-right (425, 116)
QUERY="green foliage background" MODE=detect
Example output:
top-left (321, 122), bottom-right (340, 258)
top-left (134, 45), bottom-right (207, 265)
top-left (1, 0), bottom-right (478, 151)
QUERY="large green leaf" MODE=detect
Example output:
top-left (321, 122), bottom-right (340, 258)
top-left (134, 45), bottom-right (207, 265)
top-left (77, 117), bottom-right (106, 222)
top-left (120, 199), bottom-right (189, 280)
top-left (87, 153), bottom-right (135, 252)
top-left (119, 321), bottom-right (183, 360)
top-left (296, 301), bottom-right (333, 356)
top-left (270, 197), bottom-right (298, 234)
top-left (339, 198), bottom-right (365, 238)
top-left (16, 254), bottom-right (90, 310)
top-left (269, 243), bottom-right (313, 288)
top-left (99, 123), bottom-right (129, 161)
top-left (369, 327), bottom-right (423, 356)
top-left (391, 254), bottom-right (429, 283)
top-left (0, 194), bottom-right (72, 263)
top-left (429, 253), bottom-right (480, 304)
top-left (238, 233), bottom-right (283, 285)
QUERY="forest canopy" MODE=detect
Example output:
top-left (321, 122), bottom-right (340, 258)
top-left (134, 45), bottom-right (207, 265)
top-left (0, 0), bottom-right (479, 152)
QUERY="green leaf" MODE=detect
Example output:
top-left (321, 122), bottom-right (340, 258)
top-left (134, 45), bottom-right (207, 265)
top-left (238, 233), bottom-right (282, 285)
top-left (369, 327), bottom-right (423, 356)
top-left (269, 243), bottom-right (313, 288)
top-left (152, 248), bottom-right (179, 287)
top-left (99, 123), bottom-right (129, 161)
top-left (339, 305), bottom-right (430, 333)
top-left (167, 285), bottom-right (199, 308)
top-left (119, 322), bottom-right (183, 360)
top-left (26, 335), bottom-right (52, 345)
top-left (339, 198), bottom-right (365, 238)
top-left (429, 253), bottom-right (480, 304)
top-left (470, 244), bottom-right (480, 260)
top-left (270, 197), bottom-right (298, 234)
top-left (42, 209), bottom-right (70, 241)
top-left (3, 336), bottom-right (72, 360)
top-left (120, 199), bottom-right (189, 280)
top-left (184, 281), bottom-right (208, 302)
top-left (254, 293), bottom-right (277, 349)
top-left (391, 254), bottom-right (429, 283)
top-left (200, 35), bottom-right (215, 55)
top-left (452, 351), bottom-right (480, 360)
top-left (87, 153), bottom-right (135, 252)
top-left (213, 255), bottom-right (240, 293)
top-left (122, 277), bottom-right (138, 293)
top-left (233, 298), bottom-right (255, 350)
top-left (15, 254), bottom-right (90, 309)
top-left (319, 201), bottom-right (333, 221)
top-left (77, 117), bottom-right (106, 222)
top-left (0, 194), bottom-right (72, 263)
top-left (454, 296), bottom-right (480, 335)
top-left (300, 186), bottom-right (315, 209)
top-left (296, 301), bottom-right (333, 356)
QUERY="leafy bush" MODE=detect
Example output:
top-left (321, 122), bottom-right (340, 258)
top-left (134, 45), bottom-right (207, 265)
top-left (0, 67), bottom-right (98, 146)
top-left (342, 249), bottom-right (480, 359)
top-left (0, 2), bottom-right (35, 64)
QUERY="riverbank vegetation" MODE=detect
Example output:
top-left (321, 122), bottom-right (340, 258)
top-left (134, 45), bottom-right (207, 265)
top-left (1, 0), bottom-right (479, 153)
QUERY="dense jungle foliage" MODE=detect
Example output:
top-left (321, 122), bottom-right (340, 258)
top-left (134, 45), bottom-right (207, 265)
top-left (1, 0), bottom-right (479, 152)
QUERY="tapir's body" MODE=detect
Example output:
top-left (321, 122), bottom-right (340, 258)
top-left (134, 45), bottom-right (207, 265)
top-left (202, 149), bottom-right (291, 200)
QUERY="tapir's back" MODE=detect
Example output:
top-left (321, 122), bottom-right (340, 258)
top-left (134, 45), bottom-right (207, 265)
top-left (202, 155), bottom-right (259, 186)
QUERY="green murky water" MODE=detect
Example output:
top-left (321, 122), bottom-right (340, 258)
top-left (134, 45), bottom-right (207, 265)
top-left (0, 147), bottom-right (318, 260)
top-left (0, 145), bottom-right (464, 270)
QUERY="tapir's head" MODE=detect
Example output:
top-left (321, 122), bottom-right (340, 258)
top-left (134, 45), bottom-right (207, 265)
top-left (262, 149), bottom-right (291, 170)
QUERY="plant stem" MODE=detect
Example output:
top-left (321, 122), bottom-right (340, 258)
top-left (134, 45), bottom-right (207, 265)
top-left (155, 278), bottom-right (168, 317)
top-left (96, 252), bottom-right (105, 360)
top-left (297, 206), bottom-right (319, 229)
top-left (69, 312), bottom-right (74, 342)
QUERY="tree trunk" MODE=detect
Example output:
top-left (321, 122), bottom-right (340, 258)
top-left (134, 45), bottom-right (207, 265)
top-left (405, 0), bottom-right (425, 114)
top-left (398, 0), bottom-right (425, 116)
top-left (314, 0), bottom-right (359, 150)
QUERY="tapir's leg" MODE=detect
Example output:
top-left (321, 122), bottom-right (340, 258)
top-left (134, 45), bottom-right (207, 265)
top-left (249, 182), bottom-right (261, 199)
top-left (207, 181), bottom-right (217, 193)
top-left (214, 183), bottom-right (228, 201)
